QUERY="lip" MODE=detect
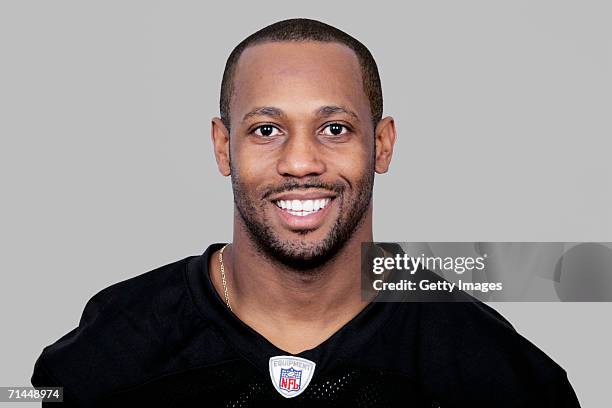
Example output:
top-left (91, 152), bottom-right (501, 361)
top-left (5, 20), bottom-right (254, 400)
top-left (269, 190), bottom-right (337, 202)
top-left (272, 197), bottom-right (336, 231)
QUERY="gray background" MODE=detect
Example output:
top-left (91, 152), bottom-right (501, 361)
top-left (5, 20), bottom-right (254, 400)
top-left (1, 1), bottom-right (610, 406)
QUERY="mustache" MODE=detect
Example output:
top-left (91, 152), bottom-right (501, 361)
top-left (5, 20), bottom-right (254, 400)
top-left (262, 179), bottom-right (345, 200)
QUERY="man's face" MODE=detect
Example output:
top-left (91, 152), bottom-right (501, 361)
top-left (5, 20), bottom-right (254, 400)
top-left (227, 41), bottom-right (376, 269)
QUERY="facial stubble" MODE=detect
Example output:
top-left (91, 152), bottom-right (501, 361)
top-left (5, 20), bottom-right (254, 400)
top-left (230, 151), bottom-right (375, 272)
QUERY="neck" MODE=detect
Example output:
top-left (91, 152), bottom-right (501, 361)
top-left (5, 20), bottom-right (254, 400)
top-left (210, 206), bottom-right (374, 353)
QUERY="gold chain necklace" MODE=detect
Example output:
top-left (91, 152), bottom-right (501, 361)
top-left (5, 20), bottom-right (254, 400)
top-left (218, 244), bottom-right (233, 311)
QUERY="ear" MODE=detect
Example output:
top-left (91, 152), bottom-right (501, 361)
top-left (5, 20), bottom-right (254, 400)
top-left (374, 116), bottom-right (397, 174)
top-left (211, 117), bottom-right (231, 176)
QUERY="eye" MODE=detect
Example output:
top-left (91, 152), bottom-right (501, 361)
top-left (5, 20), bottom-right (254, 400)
top-left (253, 124), bottom-right (281, 137)
top-left (321, 123), bottom-right (349, 136)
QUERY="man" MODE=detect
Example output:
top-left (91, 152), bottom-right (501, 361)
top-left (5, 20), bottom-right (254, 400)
top-left (32, 18), bottom-right (580, 407)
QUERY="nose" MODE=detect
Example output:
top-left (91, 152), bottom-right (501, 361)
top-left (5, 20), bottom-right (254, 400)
top-left (276, 130), bottom-right (326, 178)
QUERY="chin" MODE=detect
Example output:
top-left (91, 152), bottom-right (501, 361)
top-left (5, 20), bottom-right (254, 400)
top-left (260, 232), bottom-right (346, 272)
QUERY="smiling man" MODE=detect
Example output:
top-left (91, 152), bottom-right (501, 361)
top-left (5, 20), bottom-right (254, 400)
top-left (32, 19), bottom-right (580, 407)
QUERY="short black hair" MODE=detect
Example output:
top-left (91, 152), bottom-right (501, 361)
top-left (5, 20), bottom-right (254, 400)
top-left (220, 18), bottom-right (383, 130)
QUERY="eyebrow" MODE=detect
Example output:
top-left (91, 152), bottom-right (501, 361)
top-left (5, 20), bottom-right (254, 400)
top-left (241, 105), bottom-right (360, 123)
top-left (316, 105), bottom-right (360, 122)
top-left (242, 106), bottom-right (285, 122)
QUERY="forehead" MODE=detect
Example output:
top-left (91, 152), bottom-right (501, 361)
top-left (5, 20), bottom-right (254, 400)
top-left (230, 41), bottom-right (370, 122)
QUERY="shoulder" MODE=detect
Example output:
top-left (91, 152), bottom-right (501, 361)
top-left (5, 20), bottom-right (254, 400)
top-left (410, 300), bottom-right (579, 406)
top-left (31, 255), bottom-right (225, 405)
top-left (77, 255), bottom-right (194, 324)
top-left (63, 255), bottom-right (198, 341)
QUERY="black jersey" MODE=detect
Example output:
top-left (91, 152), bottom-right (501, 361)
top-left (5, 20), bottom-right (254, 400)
top-left (32, 243), bottom-right (580, 407)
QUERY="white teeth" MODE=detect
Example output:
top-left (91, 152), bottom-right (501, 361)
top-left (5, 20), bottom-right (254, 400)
top-left (275, 198), bottom-right (332, 215)
top-left (303, 200), bottom-right (314, 211)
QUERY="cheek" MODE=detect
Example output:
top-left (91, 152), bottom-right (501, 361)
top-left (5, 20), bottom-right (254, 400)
top-left (232, 143), bottom-right (264, 177)
top-left (322, 142), bottom-right (374, 179)
top-left (235, 135), bottom-right (287, 165)
top-left (231, 145), bottom-right (278, 195)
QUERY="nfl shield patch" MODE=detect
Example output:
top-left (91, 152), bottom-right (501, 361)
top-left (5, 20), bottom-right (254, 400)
top-left (269, 355), bottom-right (316, 398)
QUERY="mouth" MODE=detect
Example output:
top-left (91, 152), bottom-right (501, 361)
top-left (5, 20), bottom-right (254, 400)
top-left (273, 198), bottom-right (333, 217)
top-left (269, 192), bottom-right (337, 231)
